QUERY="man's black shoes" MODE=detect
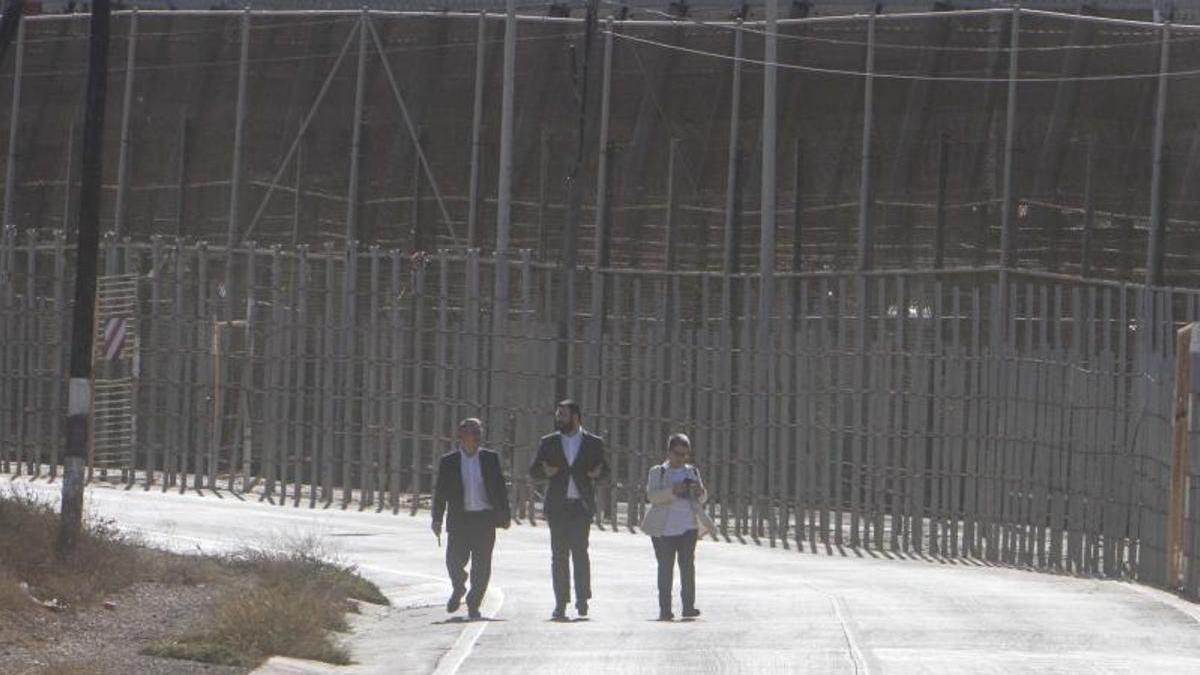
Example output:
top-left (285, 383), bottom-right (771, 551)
top-left (682, 607), bottom-right (701, 619)
top-left (446, 590), bottom-right (465, 614)
top-left (552, 606), bottom-right (568, 621)
top-left (467, 606), bottom-right (482, 620)
top-left (576, 602), bottom-right (588, 618)
top-left (658, 610), bottom-right (675, 621)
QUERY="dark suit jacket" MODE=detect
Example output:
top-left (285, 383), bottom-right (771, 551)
top-left (432, 448), bottom-right (512, 533)
top-left (528, 430), bottom-right (609, 519)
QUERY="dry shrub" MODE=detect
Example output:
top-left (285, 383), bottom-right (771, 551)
top-left (0, 488), bottom-right (219, 611)
top-left (230, 536), bottom-right (388, 607)
top-left (145, 538), bottom-right (387, 667)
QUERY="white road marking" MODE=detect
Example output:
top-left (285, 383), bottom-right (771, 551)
top-left (432, 586), bottom-right (505, 675)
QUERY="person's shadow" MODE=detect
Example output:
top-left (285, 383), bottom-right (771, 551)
top-left (433, 617), bottom-right (507, 625)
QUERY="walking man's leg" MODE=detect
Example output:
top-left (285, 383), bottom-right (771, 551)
top-left (569, 504), bottom-right (591, 614)
top-left (466, 516), bottom-right (496, 616)
top-left (549, 517), bottom-right (571, 616)
top-left (445, 527), bottom-right (470, 613)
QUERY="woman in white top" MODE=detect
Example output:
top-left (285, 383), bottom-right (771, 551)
top-left (640, 433), bottom-right (714, 620)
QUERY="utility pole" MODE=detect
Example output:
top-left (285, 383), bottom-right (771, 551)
top-left (59, 0), bottom-right (111, 556)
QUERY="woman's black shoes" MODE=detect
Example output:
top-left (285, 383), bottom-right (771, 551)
top-left (682, 607), bottom-right (701, 618)
top-left (658, 610), bottom-right (675, 621)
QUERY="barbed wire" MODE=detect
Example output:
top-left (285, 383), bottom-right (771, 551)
top-left (601, 0), bottom-right (1198, 54)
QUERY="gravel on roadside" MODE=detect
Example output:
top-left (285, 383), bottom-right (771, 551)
top-left (1, 579), bottom-right (252, 675)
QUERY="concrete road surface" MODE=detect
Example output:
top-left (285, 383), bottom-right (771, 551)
top-left (5, 478), bottom-right (1200, 674)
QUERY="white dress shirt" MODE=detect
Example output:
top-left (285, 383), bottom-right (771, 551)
top-left (459, 448), bottom-right (492, 512)
top-left (662, 466), bottom-right (696, 536)
top-left (561, 429), bottom-right (584, 499)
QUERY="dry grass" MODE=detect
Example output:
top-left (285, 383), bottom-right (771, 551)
top-left (144, 538), bottom-right (388, 667)
top-left (0, 489), bottom-right (387, 669)
top-left (0, 565), bottom-right (32, 613)
top-left (0, 487), bottom-right (221, 613)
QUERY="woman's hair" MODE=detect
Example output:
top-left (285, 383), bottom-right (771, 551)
top-left (667, 432), bottom-right (691, 451)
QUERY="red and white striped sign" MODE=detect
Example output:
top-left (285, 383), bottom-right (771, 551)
top-left (103, 317), bottom-right (127, 361)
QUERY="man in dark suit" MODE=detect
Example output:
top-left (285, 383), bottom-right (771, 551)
top-left (529, 399), bottom-right (609, 620)
top-left (432, 418), bottom-right (511, 620)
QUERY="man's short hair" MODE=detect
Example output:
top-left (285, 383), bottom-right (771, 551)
top-left (556, 399), bottom-right (582, 419)
top-left (667, 432), bottom-right (691, 450)
top-left (458, 417), bottom-right (483, 434)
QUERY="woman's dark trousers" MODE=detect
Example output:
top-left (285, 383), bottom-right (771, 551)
top-left (651, 528), bottom-right (697, 614)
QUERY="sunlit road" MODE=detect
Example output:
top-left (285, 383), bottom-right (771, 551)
top-left (5, 477), bottom-right (1200, 674)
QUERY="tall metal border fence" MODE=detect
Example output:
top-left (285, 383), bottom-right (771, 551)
top-left (3, 228), bottom-right (1200, 596)
top-left (4, 8), bottom-right (1200, 283)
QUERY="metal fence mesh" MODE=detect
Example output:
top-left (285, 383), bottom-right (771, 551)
top-left (1, 230), bottom-right (1197, 592)
top-left (2, 9), bottom-right (1200, 282)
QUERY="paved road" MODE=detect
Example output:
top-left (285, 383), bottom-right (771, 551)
top-left (6, 478), bottom-right (1200, 674)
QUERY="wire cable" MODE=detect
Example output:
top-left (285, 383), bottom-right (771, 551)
top-left (607, 28), bottom-right (1200, 84)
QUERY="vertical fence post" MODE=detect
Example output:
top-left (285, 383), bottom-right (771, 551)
top-left (411, 127), bottom-right (425, 251)
top-left (756, 0), bottom-right (780, 538)
top-left (292, 131), bottom-right (303, 246)
top-left (792, 136), bottom-right (803, 273)
top-left (1147, 21), bottom-right (1171, 288)
top-left (594, 18), bottom-right (614, 267)
top-left (497, 0), bottom-right (516, 257)
top-left (1168, 323), bottom-right (1195, 588)
top-left (467, 10), bottom-right (487, 248)
top-left (226, 8), bottom-right (249, 248)
top-left (857, 8), bottom-right (876, 271)
top-left (999, 5), bottom-right (1020, 269)
top-left (724, 18), bottom-right (744, 276)
top-left (345, 8), bottom-right (369, 245)
top-left (1080, 136), bottom-right (1096, 278)
top-left (935, 133), bottom-right (948, 270)
top-left (175, 109), bottom-right (190, 240)
top-left (1, 18), bottom-right (23, 229)
top-left (62, 122), bottom-right (76, 232)
top-left (113, 9), bottom-right (138, 240)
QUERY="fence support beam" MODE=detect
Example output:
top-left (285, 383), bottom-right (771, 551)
top-left (2, 19), bottom-right (25, 229)
top-left (113, 9), bottom-right (138, 240)
top-left (467, 10), bottom-right (486, 248)
top-left (345, 8), bottom-right (369, 245)
top-left (856, 8), bottom-right (876, 271)
top-left (999, 5), bottom-right (1020, 268)
top-left (1147, 21), bottom-right (1171, 287)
